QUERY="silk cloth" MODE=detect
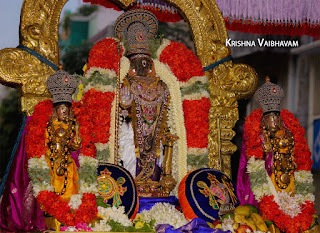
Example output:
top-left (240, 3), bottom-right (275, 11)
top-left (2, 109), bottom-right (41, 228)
top-left (156, 218), bottom-right (231, 233)
top-left (236, 130), bottom-right (274, 206)
top-left (236, 129), bottom-right (295, 206)
top-left (0, 116), bottom-right (45, 231)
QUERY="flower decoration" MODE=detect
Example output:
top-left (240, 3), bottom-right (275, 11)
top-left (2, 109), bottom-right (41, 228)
top-left (138, 203), bottom-right (188, 229)
top-left (86, 38), bottom-right (124, 75)
top-left (159, 41), bottom-right (205, 82)
top-left (26, 35), bottom-right (212, 227)
top-left (25, 99), bottom-right (52, 159)
top-left (244, 108), bottom-right (316, 232)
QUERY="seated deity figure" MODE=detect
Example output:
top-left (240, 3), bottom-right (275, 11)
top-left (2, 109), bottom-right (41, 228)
top-left (237, 77), bottom-right (317, 232)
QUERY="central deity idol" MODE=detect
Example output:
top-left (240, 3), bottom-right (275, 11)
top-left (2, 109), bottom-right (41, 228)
top-left (114, 10), bottom-right (175, 196)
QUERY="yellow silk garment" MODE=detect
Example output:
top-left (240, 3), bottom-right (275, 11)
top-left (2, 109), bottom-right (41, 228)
top-left (45, 120), bottom-right (79, 202)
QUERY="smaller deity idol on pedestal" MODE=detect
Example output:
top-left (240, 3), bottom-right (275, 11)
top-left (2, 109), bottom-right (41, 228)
top-left (46, 70), bottom-right (81, 200)
top-left (237, 77), bottom-right (318, 232)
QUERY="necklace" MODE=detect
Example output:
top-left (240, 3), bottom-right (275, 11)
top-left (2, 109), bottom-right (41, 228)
top-left (47, 118), bottom-right (76, 195)
top-left (269, 129), bottom-right (295, 189)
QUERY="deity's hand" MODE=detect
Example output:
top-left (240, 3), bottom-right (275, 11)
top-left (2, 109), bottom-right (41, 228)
top-left (71, 121), bottom-right (82, 151)
top-left (120, 85), bottom-right (133, 107)
top-left (161, 132), bottom-right (179, 146)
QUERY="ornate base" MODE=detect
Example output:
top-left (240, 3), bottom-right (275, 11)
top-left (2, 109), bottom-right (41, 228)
top-left (136, 174), bottom-right (177, 197)
top-left (137, 181), bottom-right (166, 197)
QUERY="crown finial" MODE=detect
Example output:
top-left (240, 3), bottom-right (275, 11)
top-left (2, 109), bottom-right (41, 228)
top-left (265, 76), bottom-right (270, 83)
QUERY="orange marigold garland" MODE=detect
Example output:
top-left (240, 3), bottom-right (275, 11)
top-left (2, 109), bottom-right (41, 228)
top-left (183, 97), bottom-right (210, 148)
top-left (25, 99), bottom-right (52, 159)
top-left (37, 191), bottom-right (97, 226)
top-left (86, 38), bottom-right (123, 74)
top-left (259, 196), bottom-right (315, 233)
top-left (159, 41), bottom-right (205, 82)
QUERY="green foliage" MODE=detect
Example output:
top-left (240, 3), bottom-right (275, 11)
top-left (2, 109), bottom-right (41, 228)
top-left (96, 196), bottom-right (112, 208)
top-left (61, 43), bottom-right (92, 75)
top-left (158, 21), bottom-right (194, 51)
top-left (83, 71), bottom-right (117, 87)
top-left (78, 163), bottom-right (98, 184)
top-left (149, 35), bottom-right (163, 59)
top-left (108, 219), bottom-right (156, 232)
top-left (62, 5), bottom-right (98, 32)
top-left (0, 89), bottom-right (23, 179)
top-left (78, 5), bottom-right (98, 16)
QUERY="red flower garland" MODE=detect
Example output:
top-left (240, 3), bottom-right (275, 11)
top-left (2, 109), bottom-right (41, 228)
top-left (73, 89), bottom-right (115, 157)
top-left (159, 41), bottom-right (205, 82)
top-left (86, 38), bottom-right (123, 75)
top-left (183, 97), bottom-right (210, 148)
top-left (244, 108), bottom-right (315, 232)
top-left (26, 99), bottom-right (53, 158)
top-left (37, 191), bottom-right (97, 226)
top-left (243, 108), bottom-right (313, 169)
top-left (259, 196), bottom-right (315, 233)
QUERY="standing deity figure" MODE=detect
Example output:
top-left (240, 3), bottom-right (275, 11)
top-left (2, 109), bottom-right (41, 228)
top-left (46, 70), bottom-right (81, 201)
top-left (237, 77), bottom-right (317, 232)
top-left (114, 10), bottom-right (176, 196)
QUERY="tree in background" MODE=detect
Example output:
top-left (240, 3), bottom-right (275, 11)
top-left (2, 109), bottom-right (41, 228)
top-left (0, 90), bottom-right (23, 181)
top-left (61, 43), bottom-right (92, 75)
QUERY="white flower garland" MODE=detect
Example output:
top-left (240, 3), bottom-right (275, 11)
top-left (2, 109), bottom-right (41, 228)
top-left (78, 155), bottom-right (99, 194)
top-left (139, 203), bottom-right (188, 229)
top-left (247, 156), bottom-right (315, 218)
top-left (84, 84), bottom-right (114, 93)
top-left (28, 155), bottom-right (54, 197)
top-left (68, 194), bottom-right (83, 209)
top-left (180, 75), bottom-right (210, 101)
top-left (154, 59), bottom-right (188, 188)
top-left (97, 206), bottom-right (133, 227)
top-left (85, 67), bottom-right (117, 80)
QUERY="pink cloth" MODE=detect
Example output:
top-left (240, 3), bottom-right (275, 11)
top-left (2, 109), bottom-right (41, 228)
top-left (0, 116), bottom-right (45, 231)
top-left (236, 130), bottom-right (274, 207)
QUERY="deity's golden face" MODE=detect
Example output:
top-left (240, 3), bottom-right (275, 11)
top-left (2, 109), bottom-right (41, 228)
top-left (55, 104), bottom-right (70, 122)
top-left (262, 112), bottom-right (282, 133)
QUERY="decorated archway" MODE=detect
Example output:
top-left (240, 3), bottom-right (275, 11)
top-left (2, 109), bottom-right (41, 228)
top-left (0, 0), bottom-right (258, 177)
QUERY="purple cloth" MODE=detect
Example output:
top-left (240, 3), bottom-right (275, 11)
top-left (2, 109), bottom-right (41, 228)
top-left (0, 116), bottom-right (45, 231)
top-left (236, 138), bottom-right (259, 207)
top-left (156, 218), bottom-right (231, 233)
top-left (138, 196), bottom-right (179, 213)
top-left (236, 130), bottom-right (274, 207)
